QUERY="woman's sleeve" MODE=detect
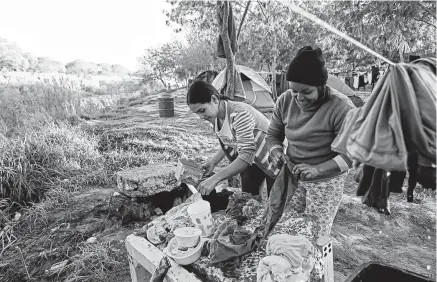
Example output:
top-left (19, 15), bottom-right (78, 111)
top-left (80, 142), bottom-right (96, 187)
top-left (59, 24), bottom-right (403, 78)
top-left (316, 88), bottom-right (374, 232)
top-left (266, 93), bottom-right (286, 153)
top-left (332, 99), bottom-right (355, 170)
top-left (232, 109), bottom-right (257, 165)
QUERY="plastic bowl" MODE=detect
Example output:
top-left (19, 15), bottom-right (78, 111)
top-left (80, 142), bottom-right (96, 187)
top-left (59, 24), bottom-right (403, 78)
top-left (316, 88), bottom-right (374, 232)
top-left (164, 237), bottom-right (204, 265)
top-left (173, 227), bottom-right (201, 248)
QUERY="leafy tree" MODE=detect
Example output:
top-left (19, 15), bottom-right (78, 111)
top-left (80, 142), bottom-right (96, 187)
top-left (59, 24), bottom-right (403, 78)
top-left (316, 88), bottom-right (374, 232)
top-left (65, 60), bottom-right (100, 75)
top-left (309, 0), bottom-right (436, 66)
top-left (111, 64), bottom-right (130, 75)
top-left (35, 57), bottom-right (66, 73)
top-left (163, 0), bottom-right (436, 74)
top-left (138, 41), bottom-right (182, 87)
top-left (0, 38), bottom-right (29, 71)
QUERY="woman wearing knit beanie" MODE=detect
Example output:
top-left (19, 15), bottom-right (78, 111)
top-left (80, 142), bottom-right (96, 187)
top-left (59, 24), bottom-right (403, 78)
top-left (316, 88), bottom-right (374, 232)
top-left (266, 46), bottom-right (355, 237)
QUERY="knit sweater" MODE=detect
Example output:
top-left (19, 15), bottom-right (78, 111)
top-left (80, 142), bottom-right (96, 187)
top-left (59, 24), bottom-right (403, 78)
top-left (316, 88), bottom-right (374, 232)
top-left (267, 87), bottom-right (354, 168)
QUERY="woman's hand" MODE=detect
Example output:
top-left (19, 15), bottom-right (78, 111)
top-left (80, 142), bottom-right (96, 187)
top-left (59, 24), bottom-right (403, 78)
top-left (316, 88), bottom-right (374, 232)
top-left (292, 163), bottom-right (321, 180)
top-left (270, 148), bottom-right (287, 168)
top-left (202, 159), bottom-right (218, 175)
top-left (198, 175), bottom-right (220, 195)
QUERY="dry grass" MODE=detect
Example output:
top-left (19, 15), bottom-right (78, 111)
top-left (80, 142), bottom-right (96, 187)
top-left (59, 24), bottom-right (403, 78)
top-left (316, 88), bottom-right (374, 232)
top-left (64, 241), bottom-right (124, 282)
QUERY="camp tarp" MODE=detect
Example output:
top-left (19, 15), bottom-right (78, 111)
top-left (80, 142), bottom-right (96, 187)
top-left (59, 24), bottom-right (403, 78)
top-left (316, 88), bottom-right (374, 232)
top-left (327, 75), bottom-right (356, 97)
top-left (212, 65), bottom-right (276, 112)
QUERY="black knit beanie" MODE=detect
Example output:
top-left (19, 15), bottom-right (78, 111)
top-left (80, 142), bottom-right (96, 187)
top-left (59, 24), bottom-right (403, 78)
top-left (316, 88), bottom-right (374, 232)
top-left (286, 46), bottom-right (328, 86)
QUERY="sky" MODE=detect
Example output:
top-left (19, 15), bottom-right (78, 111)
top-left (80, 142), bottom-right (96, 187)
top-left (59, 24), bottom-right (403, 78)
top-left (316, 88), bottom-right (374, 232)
top-left (0, 0), bottom-right (183, 71)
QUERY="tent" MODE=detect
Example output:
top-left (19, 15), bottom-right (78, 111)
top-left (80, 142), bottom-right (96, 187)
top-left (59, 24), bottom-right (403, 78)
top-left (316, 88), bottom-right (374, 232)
top-left (212, 65), bottom-right (276, 113)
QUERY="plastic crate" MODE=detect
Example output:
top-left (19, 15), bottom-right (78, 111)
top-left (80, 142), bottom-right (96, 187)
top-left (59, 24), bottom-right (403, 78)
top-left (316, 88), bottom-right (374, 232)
top-left (345, 262), bottom-right (434, 282)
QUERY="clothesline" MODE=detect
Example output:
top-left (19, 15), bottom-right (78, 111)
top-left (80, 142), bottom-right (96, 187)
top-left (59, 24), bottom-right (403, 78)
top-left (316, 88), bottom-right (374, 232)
top-left (283, 1), bottom-right (395, 66)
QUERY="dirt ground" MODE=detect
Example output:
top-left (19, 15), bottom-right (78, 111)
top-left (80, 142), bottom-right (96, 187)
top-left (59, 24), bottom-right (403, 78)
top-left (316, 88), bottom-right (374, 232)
top-left (1, 90), bottom-right (435, 282)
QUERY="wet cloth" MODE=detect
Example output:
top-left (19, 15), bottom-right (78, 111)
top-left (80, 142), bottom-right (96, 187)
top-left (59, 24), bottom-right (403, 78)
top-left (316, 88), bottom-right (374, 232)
top-left (207, 161), bottom-right (346, 264)
top-left (257, 234), bottom-right (315, 282)
top-left (207, 162), bottom-right (298, 264)
top-left (331, 58), bottom-right (437, 171)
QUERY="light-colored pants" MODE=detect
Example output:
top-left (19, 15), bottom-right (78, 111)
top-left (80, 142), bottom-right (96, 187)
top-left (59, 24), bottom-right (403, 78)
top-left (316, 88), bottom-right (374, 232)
top-left (289, 175), bottom-right (346, 237)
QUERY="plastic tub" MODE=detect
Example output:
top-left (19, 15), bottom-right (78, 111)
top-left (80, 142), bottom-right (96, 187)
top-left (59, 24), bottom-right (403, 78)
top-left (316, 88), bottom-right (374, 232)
top-left (345, 262), bottom-right (434, 282)
top-left (187, 200), bottom-right (213, 237)
top-left (164, 237), bottom-right (204, 265)
top-left (173, 227), bottom-right (201, 248)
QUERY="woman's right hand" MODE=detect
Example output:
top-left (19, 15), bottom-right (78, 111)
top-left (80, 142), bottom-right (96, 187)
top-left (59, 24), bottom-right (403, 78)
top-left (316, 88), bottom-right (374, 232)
top-left (202, 159), bottom-right (217, 175)
top-left (270, 148), bottom-right (287, 167)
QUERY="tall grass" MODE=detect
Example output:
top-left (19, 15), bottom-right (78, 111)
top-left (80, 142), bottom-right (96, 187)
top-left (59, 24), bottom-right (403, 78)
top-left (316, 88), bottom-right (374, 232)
top-left (0, 80), bottom-right (112, 207)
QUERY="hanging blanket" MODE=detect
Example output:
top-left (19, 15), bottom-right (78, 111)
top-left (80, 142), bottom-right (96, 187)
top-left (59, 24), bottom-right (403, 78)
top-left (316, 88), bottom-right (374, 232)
top-left (331, 58), bottom-right (436, 171)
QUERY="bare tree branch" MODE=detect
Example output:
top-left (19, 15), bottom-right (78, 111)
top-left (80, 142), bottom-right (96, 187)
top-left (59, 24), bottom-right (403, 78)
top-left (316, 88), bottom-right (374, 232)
top-left (237, 1), bottom-right (251, 40)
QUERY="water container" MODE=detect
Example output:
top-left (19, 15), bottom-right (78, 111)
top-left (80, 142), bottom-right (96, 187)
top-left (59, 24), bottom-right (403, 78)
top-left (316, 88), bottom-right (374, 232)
top-left (158, 93), bottom-right (174, 117)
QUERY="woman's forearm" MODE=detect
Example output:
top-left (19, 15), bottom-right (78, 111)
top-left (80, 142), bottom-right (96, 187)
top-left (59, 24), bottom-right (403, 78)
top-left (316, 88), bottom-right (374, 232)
top-left (213, 158), bottom-right (249, 182)
top-left (211, 148), bottom-right (226, 164)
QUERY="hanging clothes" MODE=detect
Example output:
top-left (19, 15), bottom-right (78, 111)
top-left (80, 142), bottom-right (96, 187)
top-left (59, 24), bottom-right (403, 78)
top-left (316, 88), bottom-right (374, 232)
top-left (356, 165), bottom-right (405, 215)
top-left (353, 75), bottom-right (359, 89)
top-left (331, 58), bottom-right (437, 171)
top-left (358, 75), bottom-right (365, 89)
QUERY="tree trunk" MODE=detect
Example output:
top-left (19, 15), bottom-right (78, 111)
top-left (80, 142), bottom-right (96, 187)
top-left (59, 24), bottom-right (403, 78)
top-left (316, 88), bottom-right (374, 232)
top-left (271, 35), bottom-right (278, 101)
top-left (398, 49), bottom-right (404, 63)
top-left (217, 1), bottom-right (236, 99)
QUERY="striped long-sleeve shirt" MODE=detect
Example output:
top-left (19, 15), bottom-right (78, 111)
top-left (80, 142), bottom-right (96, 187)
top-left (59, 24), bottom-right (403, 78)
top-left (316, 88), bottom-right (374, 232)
top-left (214, 101), bottom-right (280, 178)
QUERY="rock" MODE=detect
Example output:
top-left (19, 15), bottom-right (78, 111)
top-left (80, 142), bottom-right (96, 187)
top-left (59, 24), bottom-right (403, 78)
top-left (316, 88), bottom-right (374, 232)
top-left (86, 237), bottom-right (97, 244)
top-left (172, 197), bottom-right (182, 207)
top-left (12, 212), bottom-right (21, 222)
top-left (116, 164), bottom-right (178, 196)
top-left (45, 260), bottom-right (68, 276)
top-left (154, 208), bottom-right (163, 216)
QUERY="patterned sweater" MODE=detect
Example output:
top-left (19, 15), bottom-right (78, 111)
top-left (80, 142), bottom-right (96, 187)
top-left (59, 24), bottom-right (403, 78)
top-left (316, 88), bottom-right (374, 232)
top-left (267, 87), bottom-right (354, 171)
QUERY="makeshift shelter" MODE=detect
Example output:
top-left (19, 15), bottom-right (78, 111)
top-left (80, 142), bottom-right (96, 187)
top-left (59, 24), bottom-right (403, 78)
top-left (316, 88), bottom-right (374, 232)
top-left (212, 65), bottom-right (276, 113)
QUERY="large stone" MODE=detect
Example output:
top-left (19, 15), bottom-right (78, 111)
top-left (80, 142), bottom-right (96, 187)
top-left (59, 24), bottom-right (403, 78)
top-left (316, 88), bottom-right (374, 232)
top-left (116, 164), bottom-right (178, 196)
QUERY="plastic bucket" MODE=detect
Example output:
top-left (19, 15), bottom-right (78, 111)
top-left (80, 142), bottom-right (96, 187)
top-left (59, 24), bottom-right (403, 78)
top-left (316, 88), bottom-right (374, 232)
top-left (158, 93), bottom-right (174, 118)
top-left (187, 200), bottom-right (213, 237)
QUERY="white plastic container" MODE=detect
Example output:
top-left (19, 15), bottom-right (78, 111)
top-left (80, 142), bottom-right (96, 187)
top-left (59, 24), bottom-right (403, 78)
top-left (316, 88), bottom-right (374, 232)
top-left (164, 237), bottom-right (204, 265)
top-left (173, 227), bottom-right (201, 248)
top-left (186, 200), bottom-right (213, 237)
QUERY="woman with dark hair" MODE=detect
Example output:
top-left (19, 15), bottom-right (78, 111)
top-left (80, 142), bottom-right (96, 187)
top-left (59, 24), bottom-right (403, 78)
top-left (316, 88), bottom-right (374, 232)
top-left (187, 80), bottom-right (279, 196)
top-left (267, 46), bottom-right (355, 237)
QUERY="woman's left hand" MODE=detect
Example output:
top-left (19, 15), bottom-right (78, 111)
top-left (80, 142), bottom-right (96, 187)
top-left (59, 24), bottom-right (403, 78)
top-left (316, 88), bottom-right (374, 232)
top-left (292, 163), bottom-right (320, 180)
top-left (198, 175), bottom-right (220, 195)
